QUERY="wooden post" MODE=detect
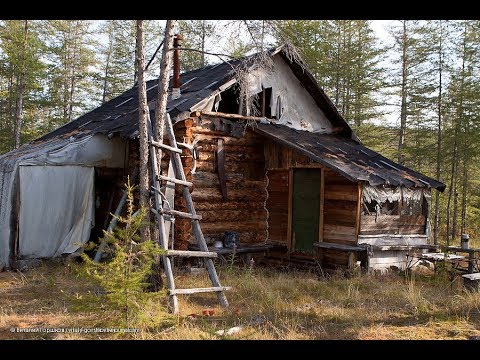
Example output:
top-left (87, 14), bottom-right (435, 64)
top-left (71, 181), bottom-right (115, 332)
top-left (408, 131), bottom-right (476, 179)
top-left (319, 168), bottom-right (325, 242)
top-left (355, 183), bottom-right (363, 239)
top-left (287, 168), bottom-right (293, 254)
top-left (468, 251), bottom-right (475, 274)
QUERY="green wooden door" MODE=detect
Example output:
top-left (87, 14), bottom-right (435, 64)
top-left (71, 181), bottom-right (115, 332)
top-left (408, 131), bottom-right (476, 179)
top-left (292, 169), bottom-right (321, 253)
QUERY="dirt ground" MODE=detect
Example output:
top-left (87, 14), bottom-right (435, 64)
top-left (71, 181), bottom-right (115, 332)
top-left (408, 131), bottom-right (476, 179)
top-left (1, 261), bottom-right (480, 340)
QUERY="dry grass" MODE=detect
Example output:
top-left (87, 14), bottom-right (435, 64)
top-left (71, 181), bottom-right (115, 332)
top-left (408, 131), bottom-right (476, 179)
top-left (1, 261), bottom-right (480, 340)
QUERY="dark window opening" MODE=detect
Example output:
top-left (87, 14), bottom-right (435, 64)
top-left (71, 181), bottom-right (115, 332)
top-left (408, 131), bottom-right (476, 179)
top-left (216, 83), bottom-right (241, 114)
top-left (252, 87), bottom-right (273, 118)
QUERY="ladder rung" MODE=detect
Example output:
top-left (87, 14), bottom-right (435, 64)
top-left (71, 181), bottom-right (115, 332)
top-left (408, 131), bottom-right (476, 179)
top-left (177, 141), bottom-right (193, 150)
top-left (150, 140), bottom-right (182, 154)
top-left (157, 174), bottom-right (193, 187)
top-left (169, 286), bottom-right (232, 295)
top-left (166, 250), bottom-right (217, 258)
top-left (151, 207), bottom-right (202, 220)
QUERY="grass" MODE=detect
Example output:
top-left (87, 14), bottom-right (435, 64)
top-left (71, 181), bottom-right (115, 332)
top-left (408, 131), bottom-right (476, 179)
top-left (1, 260), bottom-right (480, 340)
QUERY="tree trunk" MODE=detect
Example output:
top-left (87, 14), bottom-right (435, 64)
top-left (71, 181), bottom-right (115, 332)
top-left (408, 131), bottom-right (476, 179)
top-left (68, 22), bottom-right (79, 122)
top-left (136, 20), bottom-right (151, 241)
top-left (200, 21), bottom-right (206, 67)
top-left (445, 128), bottom-right (458, 247)
top-left (452, 183), bottom-right (458, 243)
top-left (14, 20), bottom-right (28, 149)
top-left (398, 20), bottom-right (408, 165)
top-left (102, 22), bottom-right (114, 103)
top-left (460, 153), bottom-right (468, 235)
top-left (153, 20), bottom-right (176, 168)
top-left (433, 21), bottom-right (443, 245)
top-left (151, 20), bottom-right (176, 242)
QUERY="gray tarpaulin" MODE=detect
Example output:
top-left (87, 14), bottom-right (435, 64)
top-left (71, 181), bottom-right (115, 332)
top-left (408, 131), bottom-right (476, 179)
top-left (18, 166), bottom-right (94, 258)
top-left (0, 134), bottom-right (126, 268)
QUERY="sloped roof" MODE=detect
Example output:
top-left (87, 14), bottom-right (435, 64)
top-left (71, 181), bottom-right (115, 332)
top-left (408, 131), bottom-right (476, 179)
top-left (254, 123), bottom-right (445, 191)
top-left (36, 45), bottom-right (353, 143)
top-left (38, 59), bottom-right (242, 142)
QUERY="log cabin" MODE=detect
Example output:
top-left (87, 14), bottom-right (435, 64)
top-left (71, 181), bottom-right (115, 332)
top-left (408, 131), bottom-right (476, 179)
top-left (0, 43), bottom-right (445, 272)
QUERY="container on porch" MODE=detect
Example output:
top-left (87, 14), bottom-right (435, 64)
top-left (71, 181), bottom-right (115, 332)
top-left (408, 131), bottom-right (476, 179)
top-left (461, 233), bottom-right (470, 250)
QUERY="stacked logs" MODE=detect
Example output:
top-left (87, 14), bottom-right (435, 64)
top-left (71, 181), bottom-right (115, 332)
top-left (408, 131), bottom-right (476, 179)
top-left (173, 117), bottom-right (268, 249)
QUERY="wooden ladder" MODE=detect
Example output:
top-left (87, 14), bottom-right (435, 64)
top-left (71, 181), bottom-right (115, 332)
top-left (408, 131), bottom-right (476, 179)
top-left (147, 112), bottom-right (229, 314)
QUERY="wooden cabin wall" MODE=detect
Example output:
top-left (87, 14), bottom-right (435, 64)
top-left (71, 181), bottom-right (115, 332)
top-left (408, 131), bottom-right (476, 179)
top-left (263, 139), bottom-right (361, 268)
top-left (359, 188), bottom-right (428, 236)
top-left (322, 169), bottom-right (359, 267)
top-left (172, 117), bottom-right (268, 250)
top-left (359, 215), bottom-right (426, 235)
top-left (264, 139), bottom-right (315, 248)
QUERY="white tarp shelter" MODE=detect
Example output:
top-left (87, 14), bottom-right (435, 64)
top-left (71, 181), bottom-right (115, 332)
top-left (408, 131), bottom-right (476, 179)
top-left (0, 134), bottom-right (126, 269)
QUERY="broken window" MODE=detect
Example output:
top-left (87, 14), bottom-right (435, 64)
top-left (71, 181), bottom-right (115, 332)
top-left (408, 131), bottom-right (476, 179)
top-left (362, 185), bottom-right (428, 216)
top-left (251, 87), bottom-right (273, 118)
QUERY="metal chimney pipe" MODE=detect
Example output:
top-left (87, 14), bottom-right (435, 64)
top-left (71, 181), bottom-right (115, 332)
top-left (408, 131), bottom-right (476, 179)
top-left (172, 34), bottom-right (183, 100)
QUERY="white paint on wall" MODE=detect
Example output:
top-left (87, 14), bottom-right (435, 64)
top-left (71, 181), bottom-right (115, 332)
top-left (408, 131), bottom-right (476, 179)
top-left (245, 54), bottom-right (333, 133)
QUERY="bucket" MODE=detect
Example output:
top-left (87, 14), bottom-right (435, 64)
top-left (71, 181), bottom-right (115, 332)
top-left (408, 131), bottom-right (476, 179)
top-left (461, 233), bottom-right (469, 249)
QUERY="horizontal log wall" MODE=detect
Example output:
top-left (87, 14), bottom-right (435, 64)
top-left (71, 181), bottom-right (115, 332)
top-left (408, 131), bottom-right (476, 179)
top-left (322, 169), bottom-right (359, 267)
top-left (173, 117), bottom-right (268, 249)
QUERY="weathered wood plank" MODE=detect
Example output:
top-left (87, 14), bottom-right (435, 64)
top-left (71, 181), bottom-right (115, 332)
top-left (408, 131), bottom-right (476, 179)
top-left (216, 138), bottom-right (228, 201)
top-left (287, 169), bottom-right (293, 252)
top-left (200, 209), bottom-right (267, 222)
top-left (192, 188), bottom-right (267, 202)
top-left (195, 201), bottom-right (266, 211)
top-left (169, 286), bottom-right (232, 295)
top-left (166, 250), bottom-right (218, 258)
top-left (314, 242), bottom-right (367, 252)
top-left (200, 221), bottom-right (267, 233)
top-left (322, 233), bottom-right (358, 243)
top-left (359, 226), bottom-right (425, 235)
top-left (324, 191), bottom-right (358, 202)
top-left (323, 224), bottom-right (357, 235)
top-left (356, 184), bottom-right (362, 236)
top-left (149, 139), bottom-right (183, 153)
top-left (319, 168), bottom-right (325, 242)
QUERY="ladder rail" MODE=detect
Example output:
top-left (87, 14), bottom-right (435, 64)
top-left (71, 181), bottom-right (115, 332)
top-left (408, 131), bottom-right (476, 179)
top-left (147, 113), bottom-right (179, 313)
top-left (164, 113), bottom-right (229, 308)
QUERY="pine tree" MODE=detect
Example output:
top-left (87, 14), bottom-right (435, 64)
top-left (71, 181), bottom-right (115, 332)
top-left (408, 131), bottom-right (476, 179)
top-left (274, 20), bottom-right (386, 137)
top-left (0, 20), bottom-right (46, 151)
top-left (178, 20), bottom-right (218, 71)
top-left (42, 20), bottom-right (98, 127)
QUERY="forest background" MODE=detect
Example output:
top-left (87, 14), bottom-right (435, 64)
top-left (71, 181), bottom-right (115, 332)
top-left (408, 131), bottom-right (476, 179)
top-left (1, 19), bottom-right (478, 246)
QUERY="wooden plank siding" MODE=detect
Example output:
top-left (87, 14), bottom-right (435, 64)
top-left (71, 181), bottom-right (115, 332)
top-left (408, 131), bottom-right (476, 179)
top-left (266, 169), bottom-right (290, 245)
top-left (321, 169), bottom-right (359, 267)
top-left (359, 214), bottom-right (427, 235)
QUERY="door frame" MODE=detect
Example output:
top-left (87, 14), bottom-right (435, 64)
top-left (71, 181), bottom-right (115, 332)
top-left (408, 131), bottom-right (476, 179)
top-left (287, 165), bottom-right (325, 254)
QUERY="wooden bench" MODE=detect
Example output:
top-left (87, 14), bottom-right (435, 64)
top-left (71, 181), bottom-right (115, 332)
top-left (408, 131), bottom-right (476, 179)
top-left (313, 242), bottom-right (369, 270)
top-left (445, 246), bottom-right (480, 274)
top-left (462, 273), bottom-right (480, 291)
top-left (188, 243), bottom-right (286, 265)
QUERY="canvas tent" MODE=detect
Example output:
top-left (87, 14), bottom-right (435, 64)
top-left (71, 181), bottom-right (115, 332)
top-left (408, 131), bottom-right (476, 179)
top-left (0, 135), bottom-right (125, 269)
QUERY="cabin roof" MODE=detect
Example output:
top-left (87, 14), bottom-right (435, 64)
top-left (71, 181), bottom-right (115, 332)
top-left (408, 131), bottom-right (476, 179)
top-left (34, 45), bottom-right (353, 144)
top-left (254, 123), bottom-right (445, 191)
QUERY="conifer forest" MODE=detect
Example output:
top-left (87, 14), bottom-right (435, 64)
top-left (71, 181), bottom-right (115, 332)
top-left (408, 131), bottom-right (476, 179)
top-left (1, 20), bottom-right (479, 246)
